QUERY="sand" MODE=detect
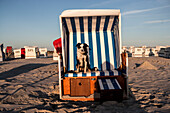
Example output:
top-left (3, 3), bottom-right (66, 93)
top-left (137, 61), bottom-right (157, 70)
top-left (128, 57), bottom-right (170, 113)
top-left (0, 57), bottom-right (169, 113)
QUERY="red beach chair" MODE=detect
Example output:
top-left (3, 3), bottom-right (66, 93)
top-left (6, 46), bottom-right (13, 57)
top-left (21, 48), bottom-right (25, 59)
top-left (53, 38), bottom-right (62, 54)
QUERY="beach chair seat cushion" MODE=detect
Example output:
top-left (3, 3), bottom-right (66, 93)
top-left (98, 78), bottom-right (123, 101)
top-left (98, 78), bottom-right (122, 90)
top-left (64, 70), bottom-right (121, 77)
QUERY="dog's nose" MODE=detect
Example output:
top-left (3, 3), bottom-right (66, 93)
top-left (81, 50), bottom-right (83, 52)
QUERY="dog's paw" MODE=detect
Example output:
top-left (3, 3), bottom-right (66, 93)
top-left (87, 69), bottom-right (91, 72)
top-left (75, 70), bottom-right (78, 73)
top-left (94, 68), bottom-right (99, 71)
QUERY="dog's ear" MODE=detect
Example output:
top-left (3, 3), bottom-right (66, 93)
top-left (76, 43), bottom-right (81, 48)
top-left (84, 43), bottom-right (89, 47)
top-left (84, 43), bottom-right (91, 50)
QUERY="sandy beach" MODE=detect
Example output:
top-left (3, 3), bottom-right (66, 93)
top-left (0, 57), bottom-right (169, 113)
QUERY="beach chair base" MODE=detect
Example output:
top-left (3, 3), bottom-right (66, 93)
top-left (61, 76), bottom-right (125, 101)
top-left (98, 78), bottom-right (123, 102)
top-left (100, 89), bottom-right (123, 102)
top-left (61, 93), bottom-right (100, 101)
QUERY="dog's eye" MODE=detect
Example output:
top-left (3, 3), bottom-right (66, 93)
top-left (83, 46), bottom-right (87, 49)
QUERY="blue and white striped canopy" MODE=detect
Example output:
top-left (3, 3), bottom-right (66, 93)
top-left (60, 10), bottom-right (121, 72)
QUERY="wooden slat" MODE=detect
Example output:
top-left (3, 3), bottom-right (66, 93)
top-left (63, 77), bottom-right (70, 95)
top-left (121, 52), bottom-right (127, 70)
top-left (90, 76), bottom-right (98, 94)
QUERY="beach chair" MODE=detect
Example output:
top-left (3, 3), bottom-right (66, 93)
top-left (0, 44), bottom-right (5, 61)
top-left (6, 46), bottom-right (13, 58)
top-left (144, 48), bottom-right (150, 57)
top-left (53, 38), bottom-right (62, 54)
top-left (39, 48), bottom-right (47, 58)
top-left (14, 48), bottom-right (26, 59)
top-left (21, 48), bottom-right (25, 59)
top-left (53, 38), bottom-right (62, 61)
top-left (14, 49), bottom-right (21, 58)
top-left (132, 48), bottom-right (143, 57)
top-left (58, 9), bottom-right (128, 101)
top-left (53, 48), bottom-right (59, 61)
top-left (164, 47), bottom-right (170, 58)
top-left (24, 46), bottom-right (39, 59)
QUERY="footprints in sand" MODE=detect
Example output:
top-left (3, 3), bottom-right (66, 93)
top-left (0, 57), bottom-right (169, 112)
top-left (129, 57), bottom-right (170, 113)
top-left (130, 86), bottom-right (170, 113)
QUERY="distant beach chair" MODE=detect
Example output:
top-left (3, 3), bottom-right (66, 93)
top-left (24, 46), bottom-right (39, 59)
top-left (164, 47), bottom-right (170, 58)
top-left (14, 48), bottom-right (25, 59)
top-left (144, 48), bottom-right (150, 57)
top-left (0, 44), bottom-right (5, 61)
top-left (53, 38), bottom-right (62, 61)
top-left (6, 46), bottom-right (13, 59)
top-left (39, 48), bottom-right (47, 58)
top-left (14, 49), bottom-right (21, 58)
top-left (21, 48), bottom-right (25, 59)
top-left (132, 48), bottom-right (143, 57)
top-left (58, 9), bottom-right (128, 101)
top-left (53, 48), bottom-right (59, 61)
top-left (127, 46), bottom-right (135, 57)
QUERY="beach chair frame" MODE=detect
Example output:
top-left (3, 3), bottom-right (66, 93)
top-left (58, 9), bottom-right (128, 101)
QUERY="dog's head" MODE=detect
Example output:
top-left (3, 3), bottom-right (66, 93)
top-left (76, 43), bottom-right (89, 54)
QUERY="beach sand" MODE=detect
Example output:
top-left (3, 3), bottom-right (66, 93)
top-left (0, 57), bottom-right (169, 113)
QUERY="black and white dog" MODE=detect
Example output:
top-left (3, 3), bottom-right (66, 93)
top-left (76, 43), bottom-right (90, 73)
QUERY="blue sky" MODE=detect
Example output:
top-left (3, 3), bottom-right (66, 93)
top-left (0, 0), bottom-right (170, 50)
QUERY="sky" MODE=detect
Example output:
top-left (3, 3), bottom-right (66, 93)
top-left (0, 0), bottom-right (170, 50)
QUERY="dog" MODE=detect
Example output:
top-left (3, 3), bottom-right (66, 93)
top-left (76, 43), bottom-right (90, 73)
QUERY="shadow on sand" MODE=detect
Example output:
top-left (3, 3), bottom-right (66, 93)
top-left (0, 63), bottom-right (49, 80)
top-left (0, 62), bottom-right (9, 66)
top-left (15, 89), bottom-right (147, 113)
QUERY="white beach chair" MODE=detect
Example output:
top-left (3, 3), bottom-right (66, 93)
top-left (58, 9), bottom-right (128, 101)
top-left (53, 48), bottom-right (59, 61)
top-left (127, 46), bottom-right (135, 57)
top-left (24, 46), bottom-right (39, 59)
top-left (14, 49), bottom-right (21, 58)
top-left (132, 48), bottom-right (143, 57)
top-left (39, 48), bottom-right (47, 58)
top-left (144, 48), bottom-right (150, 57)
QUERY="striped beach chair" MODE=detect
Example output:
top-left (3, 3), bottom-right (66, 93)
top-left (58, 9), bottom-right (128, 101)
